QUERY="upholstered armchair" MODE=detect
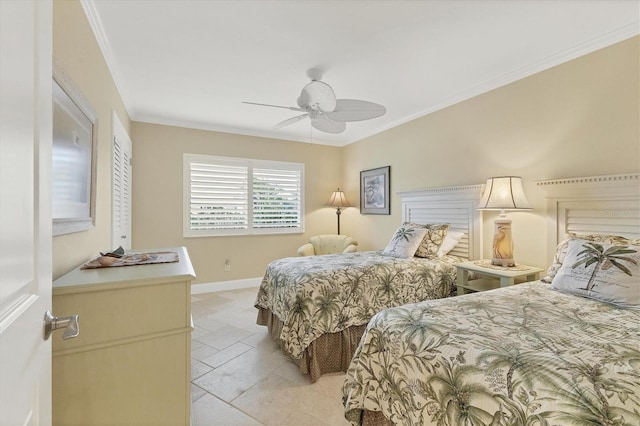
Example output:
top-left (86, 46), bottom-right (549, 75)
top-left (297, 234), bottom-right (358, 256)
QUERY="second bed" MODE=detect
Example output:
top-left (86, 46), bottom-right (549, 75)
top-left (255, 184), bottom-right (484, 381)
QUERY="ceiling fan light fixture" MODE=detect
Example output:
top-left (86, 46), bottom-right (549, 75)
top-left (298, 80), bottom-right (337, 112)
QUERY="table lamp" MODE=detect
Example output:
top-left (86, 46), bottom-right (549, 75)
top-left (478, 176), bottom-right (532, 266)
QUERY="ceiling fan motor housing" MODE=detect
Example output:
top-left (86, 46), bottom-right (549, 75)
top-left (297, 80), bottom-right (337, 112)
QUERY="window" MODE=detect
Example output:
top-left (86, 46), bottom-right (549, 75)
top-left (184, 154), bottom-right (304, 237)
top-left (112, 112), bottom-right (132, 249)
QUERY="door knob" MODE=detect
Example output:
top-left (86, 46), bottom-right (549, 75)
top-left (44, 310), bottom-right (79, 341)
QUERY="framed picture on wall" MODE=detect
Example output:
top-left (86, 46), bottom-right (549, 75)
top-left (52, 59), bottom-right (98, 236)
top-left (360, 166), bottom-right (390, 215)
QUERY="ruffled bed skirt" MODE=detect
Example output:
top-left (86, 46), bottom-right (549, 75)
top-left (256, 307), bottom-right (367, 383)
top-left (361, 410), bottom-right (393, 426)
top-left (257, 308), bottom-right (394, 424)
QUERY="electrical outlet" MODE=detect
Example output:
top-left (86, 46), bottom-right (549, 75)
top-left (224, 259), bottom-right (231, 272)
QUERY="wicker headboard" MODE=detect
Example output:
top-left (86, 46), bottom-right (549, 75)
top-left (537, 173), bottom-right (640, 262)
top-left (398, 184), bottom-right (484, 260)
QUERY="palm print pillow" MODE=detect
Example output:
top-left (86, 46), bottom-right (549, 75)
top-left (551, 238), bottom-right (640, 308)
top-left (382, 225), bottom-right (428, 258)
top-left (402, 222), bottom-right (450, 258)
top-left (542, 233), bottom-right (639, 282)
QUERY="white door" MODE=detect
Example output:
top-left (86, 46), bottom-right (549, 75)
top-left (111, 112), bottom-right (132, 250)
top-left (0, 1), bottom-right (53, 424)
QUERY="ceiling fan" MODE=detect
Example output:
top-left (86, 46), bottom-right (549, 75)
top-left (243, 69), bottom-right (386, 134)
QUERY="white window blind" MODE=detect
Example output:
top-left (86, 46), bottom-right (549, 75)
top-left (111, 113), bottom-right (132, 249)
top-left (184, 154), bottom-right (304, 237)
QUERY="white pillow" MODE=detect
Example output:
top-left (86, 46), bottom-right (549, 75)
top-left (551, 238), bottom-right (640, 308)
top-left (437, 230), bottom-right (465, 257)
top-left (382, 225), bottom-right (428, 258)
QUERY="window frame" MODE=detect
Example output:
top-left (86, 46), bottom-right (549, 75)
top-left (183, 153), bottom-right (305, 237)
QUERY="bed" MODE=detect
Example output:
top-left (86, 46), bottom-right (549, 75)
top-left (255, 183), bottom-right (484, 382)
top-left (343, 173), bottom-right (640, 425)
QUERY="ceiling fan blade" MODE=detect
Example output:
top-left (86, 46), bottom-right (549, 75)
top-left (273, 114), bottom-right (308, 129)
top-left (242, 101), bottom-right (305, 112)
top-left (311, 114), bottom-right (346, 134)
top-left (325, 99), bottom-right (386, 122)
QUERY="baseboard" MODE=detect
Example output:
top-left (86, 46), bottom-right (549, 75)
top-left (191, 277), bottom-right (262, 295)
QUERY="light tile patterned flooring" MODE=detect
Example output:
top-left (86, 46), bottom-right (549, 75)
top-left (190, 288), bottom-right (351, 426)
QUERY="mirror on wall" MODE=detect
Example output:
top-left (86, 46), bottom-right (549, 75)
top-left (52, 60), bottom-right (98, 236)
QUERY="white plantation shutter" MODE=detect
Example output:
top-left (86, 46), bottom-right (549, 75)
top-left (253, 167), bottom-right (302, 229)
top-left (120, 145), bottom-right (131, 231)
top-left (113, 136), bottom-right (122, 227)
top-left (184, 154), bottom-right (304, 236)
top-left (189, 161), bottom-right (249, 232)
top-left (112, 114), bottom-right (132, 249)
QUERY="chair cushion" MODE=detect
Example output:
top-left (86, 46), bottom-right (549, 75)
top-left (307, 234), bottom-right (358, 255)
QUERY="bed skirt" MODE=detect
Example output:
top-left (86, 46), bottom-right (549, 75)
top-left (361, 410), bottom-right (393, 426)
top-left (256, 307), bottom-right (367, 383)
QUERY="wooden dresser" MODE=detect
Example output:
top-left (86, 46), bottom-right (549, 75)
top-left (52, 247), bottom-right (195, 425)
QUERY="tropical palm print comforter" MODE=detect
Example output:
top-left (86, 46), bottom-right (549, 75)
top-left (254, 251), bottom-right (459, 360)
top-left (343, 282), bottom-right (640, 426)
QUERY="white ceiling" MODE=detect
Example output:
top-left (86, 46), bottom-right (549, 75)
top-left (84, 0), bottom-right (639, 146)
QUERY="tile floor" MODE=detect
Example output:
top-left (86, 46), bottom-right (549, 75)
top-left (190, 287), bottom-right (351, 426)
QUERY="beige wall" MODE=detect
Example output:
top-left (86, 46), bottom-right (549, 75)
top-left (343, 36), bottom-right (640, 270)
top-left (130, 123), bottom-right (342, 285)
top-left (52, 0), bottom-right (131, 279)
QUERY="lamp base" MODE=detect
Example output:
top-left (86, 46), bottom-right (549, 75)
top-left (491, 217), bottom-right (515, 267)
top-left (491, 257), bottom-right (515, 267)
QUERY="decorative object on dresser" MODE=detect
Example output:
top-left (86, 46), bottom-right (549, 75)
top-left (360, 166), bottom-right (390, 215)
top-left (324, 188), bottom-right (352, 235)
top-left (81, 250), bottom-right (179, 269)
top-left (478, 176), bottom-right (532, 266)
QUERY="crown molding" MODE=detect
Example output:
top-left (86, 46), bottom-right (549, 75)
top-left (80, 0), bottom-right (134, 114)
top-left (369, 23), bottom-right (640, 144)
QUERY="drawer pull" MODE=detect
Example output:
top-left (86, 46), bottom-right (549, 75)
top-left (44, 310), bottom-right (80, 341)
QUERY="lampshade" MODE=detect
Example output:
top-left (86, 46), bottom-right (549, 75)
top-left (325, 188), bottom-right (351, 235)
top-left (325, 188), bottom-right (352, 208)
top-left (478, 176), bottom-right (532, 211)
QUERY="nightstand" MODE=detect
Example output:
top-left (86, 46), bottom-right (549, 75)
top-left (455, 260), bottom-right (544, 295)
